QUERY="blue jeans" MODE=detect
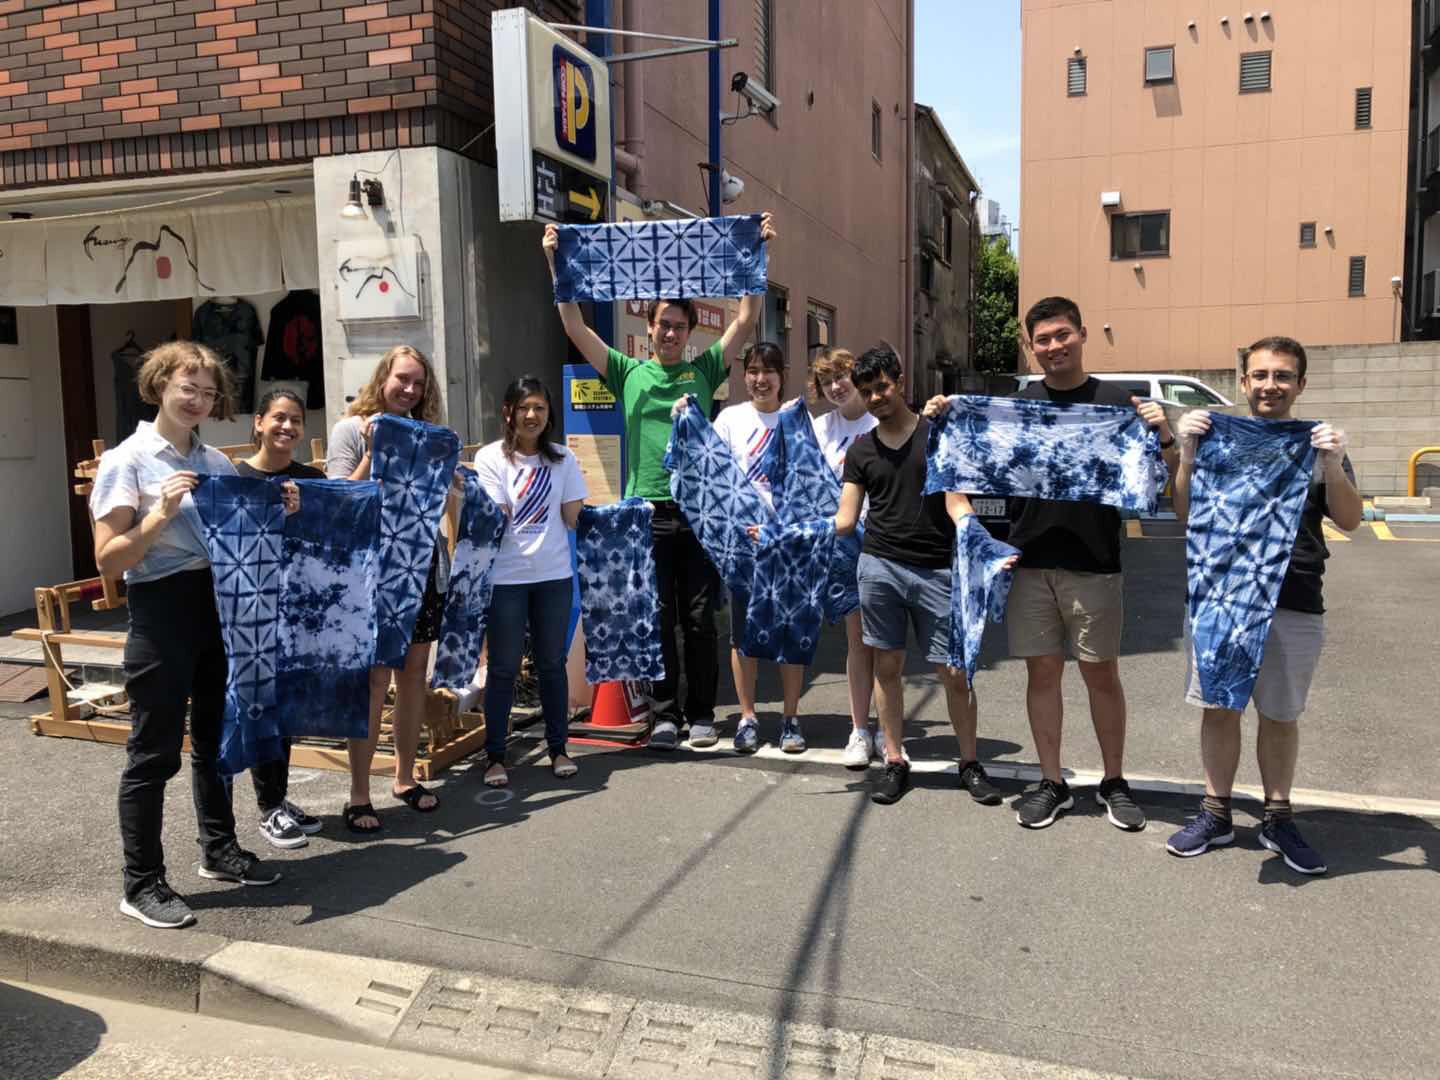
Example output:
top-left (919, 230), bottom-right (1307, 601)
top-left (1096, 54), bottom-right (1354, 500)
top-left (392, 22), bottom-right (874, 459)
top-left (484, 577), bottom-right (573, 760)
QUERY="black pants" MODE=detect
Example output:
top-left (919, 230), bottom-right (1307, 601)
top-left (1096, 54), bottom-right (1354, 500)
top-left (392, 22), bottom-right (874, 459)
top-left (119, 569), bottom-right (236, 899)
top-left (250, 740), bottom-right (292, 815)
top-left (649, 500), bottom-right (720, 725)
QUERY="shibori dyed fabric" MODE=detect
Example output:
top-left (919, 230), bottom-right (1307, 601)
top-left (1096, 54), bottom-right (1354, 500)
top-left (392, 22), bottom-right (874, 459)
top-left (575, 498), bottom-right (665, 684)
top-left (193, 475), bottom-right (380, 775)
top-left (431, 470), bottom-right (507, 692)
top-left (741, 520), bottom-right (836, 665)
top-left (1185, 413), bottom-right (1318, 711)
top-left (924, 394), bottom-right (1166, 513)
top-left (552, 215), bottom-right (767, 303)
top-left (947, 515), bottom-right (1020, 683)
top-left (664, 397), bottom-right (774, 591)
top-left (756, 399), bottom-right (862, 620)
top-left (371, 414), bottom-right (461, 668)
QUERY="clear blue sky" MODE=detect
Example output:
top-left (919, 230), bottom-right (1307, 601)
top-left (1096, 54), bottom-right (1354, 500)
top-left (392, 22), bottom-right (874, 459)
top-left (915, 1), bottom-right (1020, 242)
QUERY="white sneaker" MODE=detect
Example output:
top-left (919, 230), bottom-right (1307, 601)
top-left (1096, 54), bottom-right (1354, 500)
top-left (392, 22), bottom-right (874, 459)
top-left (842, 728), bottom-right (873, 769)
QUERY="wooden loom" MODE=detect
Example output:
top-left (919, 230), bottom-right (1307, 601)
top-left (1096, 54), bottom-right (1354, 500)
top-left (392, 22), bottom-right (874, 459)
top-left (19, 438), bottom-right (488, 779)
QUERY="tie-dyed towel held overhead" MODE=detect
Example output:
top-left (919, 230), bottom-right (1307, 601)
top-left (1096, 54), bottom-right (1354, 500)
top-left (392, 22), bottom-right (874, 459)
top-left (947, 515), bottom-right (1020, 683)
top-left (552, 215), bottom-right (768, 303)
top-left (925, 394), bottom-right (1166, 513)
top-left (430, 470), bottom-right (507, 692)
top-left (193, 475), bottom-right (380, 775)
top-left (575, 498), bottom-right (665, 685)
top-left (1185, 414), bottom-right (1318, 712)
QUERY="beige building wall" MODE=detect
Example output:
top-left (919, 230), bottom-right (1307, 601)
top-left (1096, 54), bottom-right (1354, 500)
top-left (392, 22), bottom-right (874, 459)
top-left (1020, 0), bottom-right (1412, 374)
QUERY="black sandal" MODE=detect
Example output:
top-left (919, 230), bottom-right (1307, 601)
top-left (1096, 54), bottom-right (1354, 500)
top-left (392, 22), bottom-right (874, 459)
top-left (394, 783), bottom-right (440, 813)
top-left (344, 803), bottom-right (382, 833)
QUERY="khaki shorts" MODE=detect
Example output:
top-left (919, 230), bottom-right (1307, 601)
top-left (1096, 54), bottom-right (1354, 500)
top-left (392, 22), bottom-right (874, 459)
top-left (1006, 568), bottom-right (1124, 663)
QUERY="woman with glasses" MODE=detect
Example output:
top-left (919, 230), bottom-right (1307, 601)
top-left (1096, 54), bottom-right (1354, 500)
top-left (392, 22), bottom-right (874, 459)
top-left (91, 342), bottom-right (295, 929)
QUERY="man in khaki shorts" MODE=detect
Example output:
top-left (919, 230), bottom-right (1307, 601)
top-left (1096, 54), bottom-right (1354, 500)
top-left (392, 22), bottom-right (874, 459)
top-left (999, 297), bottom-right (1177, 830)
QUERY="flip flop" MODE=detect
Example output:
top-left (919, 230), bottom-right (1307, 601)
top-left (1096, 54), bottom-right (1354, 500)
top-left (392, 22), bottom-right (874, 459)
top-left (394, 783), bottom-right (439, 813)
top-left (551, 754), bottom-right (578, 779)
top-left (344, 803), bottom-right (382, 833)
top-left (483, 763), bottom-right (509, 788)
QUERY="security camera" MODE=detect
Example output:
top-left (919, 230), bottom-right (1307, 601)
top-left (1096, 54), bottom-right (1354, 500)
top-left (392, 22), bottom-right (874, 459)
top-left (730, 70), bottom-right (780, 114)
top-left (720, 170), bottom-right (745, 204)
top-left (1391, 275), bottom-right (1403, 287)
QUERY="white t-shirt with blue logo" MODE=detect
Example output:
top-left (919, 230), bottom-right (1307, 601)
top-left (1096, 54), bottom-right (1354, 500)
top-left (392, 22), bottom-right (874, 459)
top-left (473, 442), bottom-right (588, 586)
top-left (712, 401), bottom-right (784, 512)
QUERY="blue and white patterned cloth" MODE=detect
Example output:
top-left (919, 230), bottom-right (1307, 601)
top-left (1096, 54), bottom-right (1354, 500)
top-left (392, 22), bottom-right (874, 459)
top-left (925, 394), bottom-right (1166, 513)
top-left (371, 414), bottom-right (461, 668)
top-left (431, 470), bottom-right (507, 692)
top-left (947, 515), bottom-right (1020, 682)
top-left (553, 215), bottom-right (767, 303)
top-left (664, 397), bottom-right (774, 591)
top-left (741, 519), bottom-right (836, 665)
top-left (193, 475), bottom-right (380, 775)
top-left (1185, 414), bottom-right (1318, 711)
top-left (575, 498), bottom-right (665, 684)
top-left (756, 399), bottom-right (862, 620)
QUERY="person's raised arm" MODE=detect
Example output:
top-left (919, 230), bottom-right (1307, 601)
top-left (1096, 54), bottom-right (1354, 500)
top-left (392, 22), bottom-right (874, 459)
top-left (543, 223), bottom-right (611, 378)
top-left (834, 480), bottom-right (865, 537)
top-left (1171, 410), bottom-right (1211, 525)
top-left (1312, 423), bottom-right (1362, 532)
top-left (718, 212), bottom-right (776, 367)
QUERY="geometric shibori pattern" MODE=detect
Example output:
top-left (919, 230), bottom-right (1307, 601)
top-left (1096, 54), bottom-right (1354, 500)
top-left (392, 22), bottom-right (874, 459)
top-left (553, 214), bottom-right (768, 303)
top-left (575, 498), bottom-right (665, 685)
top-left (756, 399), bottom-right (861, 621)
top-left (431, 470), bottom-right (508, 692)
top-left (925, 394), bottom-right (1166, 513)
top-left (664, 397), bottom-right (775, 592)
top-left (946, 514), bottom-right (1020, 683)
top-left (740, 518), bottom-right (836, 666)
top-left (192, 475), bottom-right (287, 775)
top-left (371, 414), bottom-right (462, 669)
top-left (1184, 413), bottom-right (1317, 712)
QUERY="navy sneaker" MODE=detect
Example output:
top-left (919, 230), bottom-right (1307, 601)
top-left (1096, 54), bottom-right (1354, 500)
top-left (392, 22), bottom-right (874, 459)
top-left (1259, 818), bottom-right (1327, 875)
top-left (649, 720), bottom-right (679, 750)
top-left (1166, 809), bottom-right (1236, 857)
top-left (733, 718), bottom-right (760, 753)
top-left (779, 717), bottom-right (805, 754)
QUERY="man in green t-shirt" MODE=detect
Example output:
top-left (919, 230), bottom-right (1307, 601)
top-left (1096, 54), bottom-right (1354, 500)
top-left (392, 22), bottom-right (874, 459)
top-left (542, 213), bottom-right (776, 749)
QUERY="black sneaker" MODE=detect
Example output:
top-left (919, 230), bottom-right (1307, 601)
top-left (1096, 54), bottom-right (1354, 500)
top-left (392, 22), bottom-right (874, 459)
top-left (198, 843), bottom-right (282, 886)
top-left (119, 878), bottom-right (196, 929)
top-left (871, 760), bottom-right (911, 805)
top-left (1015, 778), bottom-right (1074, 829)
top-left (958, 760), bottom-right (1003, 805)
top-left (258, 807), bottom-right (309, 850)
top-left (281, 799), bottom-right (322, 836)
top-left (1095, 776), bottom-right (1147, 831)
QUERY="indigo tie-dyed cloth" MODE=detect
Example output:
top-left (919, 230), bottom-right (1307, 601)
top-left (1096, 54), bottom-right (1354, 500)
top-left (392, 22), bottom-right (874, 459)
top-left (947, 515), bottom-right (1020, 682)
top-left (925, 395), bottom-right (1165, 513)
top-left (431, 470), bottom-right (507, 692)
top-left (553, 215), bottom-right (767, 303)
top-left (1185, 414), bottom-right (1318, 711)
top-left (575, 498), bottom-right (665, 684)
top-left (756, 400), bottom-right (862, 620)
top-left (193, 475), bottom-right (380, 775)
top-left (741, 520), bottom-right (836, 665)
top-left (371, 414), bottom-right (461, 668)
top-left (664, 398), bottom-right (774, 591)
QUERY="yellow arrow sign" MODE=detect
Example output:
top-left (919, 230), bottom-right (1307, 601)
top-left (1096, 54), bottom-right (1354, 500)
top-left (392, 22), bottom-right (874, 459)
top-left (570, 187), bottom-right (602, 221)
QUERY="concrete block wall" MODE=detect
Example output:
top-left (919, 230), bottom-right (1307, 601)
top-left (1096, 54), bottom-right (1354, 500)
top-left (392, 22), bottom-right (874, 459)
top-left (1299, 344), bottom-right (1440, 496)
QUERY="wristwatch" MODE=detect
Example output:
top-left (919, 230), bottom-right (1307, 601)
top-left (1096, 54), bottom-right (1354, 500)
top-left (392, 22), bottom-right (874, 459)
top-left (1158, 435), bottom-right (1176, 450)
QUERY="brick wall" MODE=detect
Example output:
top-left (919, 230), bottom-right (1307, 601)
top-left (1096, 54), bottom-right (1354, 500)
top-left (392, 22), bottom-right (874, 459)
top-left (0, 0), bottom-right (579, 187)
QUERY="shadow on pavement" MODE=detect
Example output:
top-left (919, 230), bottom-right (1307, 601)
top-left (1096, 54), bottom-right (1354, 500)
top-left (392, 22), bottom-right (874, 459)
top-left (0, 981), bottom-right (106, 1080)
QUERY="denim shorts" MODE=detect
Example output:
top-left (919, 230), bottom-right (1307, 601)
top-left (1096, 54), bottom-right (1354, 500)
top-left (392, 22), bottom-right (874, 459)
top-left (856, 552), bottom-right (951, 664)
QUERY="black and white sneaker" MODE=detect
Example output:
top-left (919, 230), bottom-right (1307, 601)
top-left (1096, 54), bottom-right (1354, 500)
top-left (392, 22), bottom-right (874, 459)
top-left (198, 843), bottom-right (282, 886)
top-left (280, 799), bottom-right (322, 835)
top-left (1095, 777), bottom-right (1147, 831)
top-left (1015, 778), bottom-right (1074, 829)
top-left (120, 878), bottom-right (196, 929)
top-left (958, 760), bottom-right (1003, 805)
top-left (258, 807), bottom-right (309, 850)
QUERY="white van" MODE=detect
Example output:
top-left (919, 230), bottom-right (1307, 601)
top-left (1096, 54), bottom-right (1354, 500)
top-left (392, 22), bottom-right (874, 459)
top-left (1015, 372), bottom-right (1233, 407)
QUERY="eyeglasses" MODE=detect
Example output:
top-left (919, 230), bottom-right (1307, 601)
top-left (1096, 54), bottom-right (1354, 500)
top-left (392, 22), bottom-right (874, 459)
top-left (656, 320), bottom-right (690, 336)
top-left (175, 383), bottom-right (220, 405)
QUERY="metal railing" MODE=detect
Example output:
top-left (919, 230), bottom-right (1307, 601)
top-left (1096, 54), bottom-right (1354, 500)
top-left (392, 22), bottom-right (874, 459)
top-left (1408, 446), bottom-right (1440, 497)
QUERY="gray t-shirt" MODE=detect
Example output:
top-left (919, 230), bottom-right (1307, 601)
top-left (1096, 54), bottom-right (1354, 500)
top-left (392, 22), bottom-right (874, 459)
top-left (326, 415), bottom-right (369, 479)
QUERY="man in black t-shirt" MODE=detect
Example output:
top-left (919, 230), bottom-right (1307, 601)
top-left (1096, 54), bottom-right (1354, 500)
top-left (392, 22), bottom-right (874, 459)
top-left (1166, 336), bottom-right (1360, 876)
top-left (837, 345), bottom-right (1015, 806)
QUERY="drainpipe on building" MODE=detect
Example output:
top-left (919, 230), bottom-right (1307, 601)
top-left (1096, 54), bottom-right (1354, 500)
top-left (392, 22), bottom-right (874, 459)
top-left (707, 0), bottom-right (722, 217)
top-left (586, 0), bottom-right (616, 345)
top-left (1410, 3), bottom-right (1425, 338)
top-left (903, 0), bottom-right (916, 393)
top-left (615, 0), bottom-right (644, 196)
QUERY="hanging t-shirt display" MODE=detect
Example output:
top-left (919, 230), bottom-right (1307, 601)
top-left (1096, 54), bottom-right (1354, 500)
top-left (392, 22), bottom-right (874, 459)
top-left (261, 290), bottom-right (325, 408)
top-left (192, 298), bottom-right (263, 412)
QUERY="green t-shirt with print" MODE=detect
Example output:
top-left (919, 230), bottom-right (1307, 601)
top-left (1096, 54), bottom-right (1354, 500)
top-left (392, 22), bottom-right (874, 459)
top-left (604, 341), bottom-right (726, 499)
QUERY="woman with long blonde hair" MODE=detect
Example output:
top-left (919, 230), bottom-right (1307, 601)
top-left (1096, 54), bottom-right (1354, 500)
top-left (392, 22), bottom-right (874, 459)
top-left (327, 345), bottom-right (448, 833)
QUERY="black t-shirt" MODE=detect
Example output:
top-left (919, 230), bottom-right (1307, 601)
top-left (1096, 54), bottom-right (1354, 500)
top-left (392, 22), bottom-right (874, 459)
top-left (261, 290), bottom-right (325, 408)
top-left (233, 459), bottom-right (325, 481)
top-left (1277, 455), bottom-right (1355, 615)
top-left (842, 416), bottom-right (954, 569)
top-left (1007, 377), bottom-right (1134, 574)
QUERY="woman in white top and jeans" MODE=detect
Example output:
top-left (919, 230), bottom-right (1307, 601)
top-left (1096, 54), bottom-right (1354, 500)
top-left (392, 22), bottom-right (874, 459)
top-left (472, 376), bottom-right (588, 786)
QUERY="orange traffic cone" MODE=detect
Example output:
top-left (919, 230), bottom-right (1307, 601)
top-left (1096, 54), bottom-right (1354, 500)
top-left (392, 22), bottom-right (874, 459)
top-left (568, 681), bottom-right (653, 748)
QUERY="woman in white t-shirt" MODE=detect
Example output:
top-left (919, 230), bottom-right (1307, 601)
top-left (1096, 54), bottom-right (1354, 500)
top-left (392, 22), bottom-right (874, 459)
top-left (472, 376), bottom-right (589, 786)
top-left (710, 342), bottom-right (807, 755)
top-left (809, 348), bottom-right (883, 770)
